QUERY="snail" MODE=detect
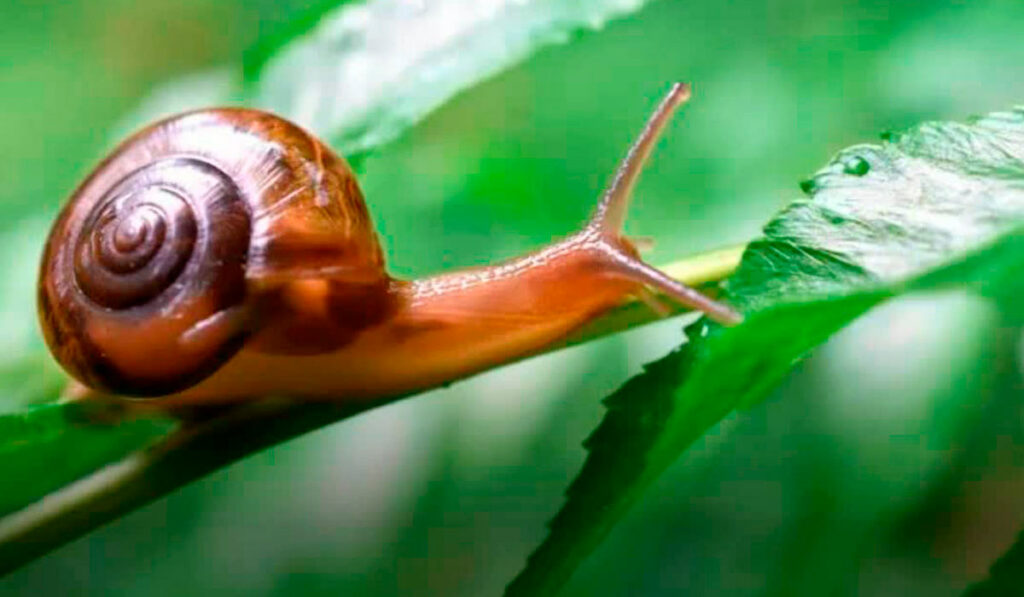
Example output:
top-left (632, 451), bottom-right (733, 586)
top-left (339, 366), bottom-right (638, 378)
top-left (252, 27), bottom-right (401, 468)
top-left (37, 83), bottom-right (741, 404)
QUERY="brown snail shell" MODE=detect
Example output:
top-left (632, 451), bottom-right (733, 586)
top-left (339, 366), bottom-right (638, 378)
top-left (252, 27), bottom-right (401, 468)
top-left (38, 110), bottom-right (387, 396)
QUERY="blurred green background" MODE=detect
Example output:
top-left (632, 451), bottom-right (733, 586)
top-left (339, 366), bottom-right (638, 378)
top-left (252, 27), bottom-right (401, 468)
top-left (2, 0), bottom-right (1023, 595)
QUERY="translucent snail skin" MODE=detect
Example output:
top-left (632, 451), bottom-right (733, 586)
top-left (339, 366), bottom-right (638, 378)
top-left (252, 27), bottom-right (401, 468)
top-left (38, 83), bottom-right (740, 405)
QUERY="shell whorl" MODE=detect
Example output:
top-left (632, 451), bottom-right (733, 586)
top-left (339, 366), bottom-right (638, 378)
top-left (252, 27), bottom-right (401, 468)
top-left (40, 153), bottom-right (252, 396)
top-left (73, 160), bottom-right (204, 309)
top-left (38, 109), bottom-right (387, 397)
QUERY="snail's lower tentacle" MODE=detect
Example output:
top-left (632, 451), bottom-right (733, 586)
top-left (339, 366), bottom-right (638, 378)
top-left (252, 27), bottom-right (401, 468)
top-left (601, 246), bottom-right (742, 325)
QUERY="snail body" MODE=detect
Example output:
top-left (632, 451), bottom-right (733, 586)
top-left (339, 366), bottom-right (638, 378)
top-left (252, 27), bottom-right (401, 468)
top-left (38, 84), bottom-right (740, 404)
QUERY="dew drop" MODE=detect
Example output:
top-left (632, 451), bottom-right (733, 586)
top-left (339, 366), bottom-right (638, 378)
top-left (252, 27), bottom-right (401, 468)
top-left (842, 156), bottom-right (870, 176)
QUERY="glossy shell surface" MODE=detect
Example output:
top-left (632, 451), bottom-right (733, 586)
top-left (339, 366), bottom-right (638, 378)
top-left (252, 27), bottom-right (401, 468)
top-left (38, 110), bottom-right (386, 396)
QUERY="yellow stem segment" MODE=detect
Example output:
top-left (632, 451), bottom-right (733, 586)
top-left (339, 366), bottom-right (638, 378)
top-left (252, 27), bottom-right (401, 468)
top-left (553, 243), bottom-right (746, 350)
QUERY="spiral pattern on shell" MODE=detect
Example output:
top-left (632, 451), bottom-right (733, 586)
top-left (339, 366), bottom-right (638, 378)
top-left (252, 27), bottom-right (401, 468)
top-left (39, 156), bottom-right (252, 396)
top-left (73, 177), bottom-right (198, 309)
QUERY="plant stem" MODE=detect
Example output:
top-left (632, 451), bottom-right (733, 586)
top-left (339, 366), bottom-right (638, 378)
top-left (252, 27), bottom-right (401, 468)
top-left (0, 243), bottom-right (745, 576)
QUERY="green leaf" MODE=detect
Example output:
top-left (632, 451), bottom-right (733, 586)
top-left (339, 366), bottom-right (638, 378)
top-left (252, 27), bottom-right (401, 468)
top-left (0, 353), bottom-right (68, 415)
top-left (242, 0), bottom-right (354, 82)
top-left (507, 108), bottom-right (1024, 595)
top-left (252, 0), bottom-right (654, 158)
top-left (962, 528), bottom-right (1024, 596)
top-left (117, 0), bottom-right (659, 170)
top-left (0, 0), bottom-right (659, 575)
top-left (0, 405), bottom-right (176, 519)
top-left (118, 0), bottom-right (656, 163)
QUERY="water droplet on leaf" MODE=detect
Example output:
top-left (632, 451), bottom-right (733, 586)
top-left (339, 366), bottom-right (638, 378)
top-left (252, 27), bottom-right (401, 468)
top-left (842, 156), bottom-right (870, 176)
